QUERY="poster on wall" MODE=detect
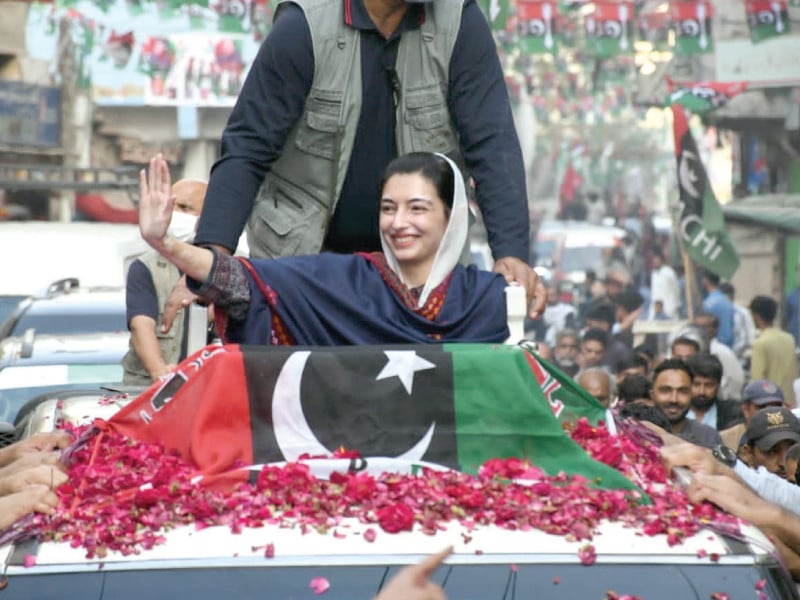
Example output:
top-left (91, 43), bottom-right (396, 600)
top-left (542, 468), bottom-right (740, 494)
top-left (25, 0), bottom-right (273, 106)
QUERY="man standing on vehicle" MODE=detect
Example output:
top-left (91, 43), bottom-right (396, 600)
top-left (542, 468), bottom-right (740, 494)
top-left (174, 0), bottom-right (544, 326)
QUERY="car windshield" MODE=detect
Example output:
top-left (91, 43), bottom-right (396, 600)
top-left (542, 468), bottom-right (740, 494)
top-left (3, 562), bottom-right (792, 600)
top-left (10, 312), bottom-right (127, 337)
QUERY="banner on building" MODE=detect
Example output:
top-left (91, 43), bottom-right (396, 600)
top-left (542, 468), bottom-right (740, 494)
top-left (746, 0), bottom-right (791, 43)
top-left (478, 0), bottom-right (510, 31)
top-left (25, 0), bottom-right (264, 106)
top-left (517, 0), bottom-right (559, 54)
top-left (0, 81), bottom-right (60, 148)
top-left (584, 1), bottom-right (634, 58)
top-left (670, 1), bottom-right (714, 55)
top-left (637, 9), bottom-right (670, 51)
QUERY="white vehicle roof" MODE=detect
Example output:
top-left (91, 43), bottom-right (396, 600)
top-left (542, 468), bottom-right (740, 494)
top-left (1, 517), bottom-right (774, 575)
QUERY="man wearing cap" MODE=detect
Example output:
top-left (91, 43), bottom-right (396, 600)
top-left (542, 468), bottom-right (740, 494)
top-left (180, 0), bottom-right (544, 321)
top-left (720, 379), bottom-right (785, 450)
top-left (738, 406), bottom-right (800, 479)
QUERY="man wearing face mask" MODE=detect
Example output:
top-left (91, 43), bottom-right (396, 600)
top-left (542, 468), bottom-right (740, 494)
top-left (122, 179), bottom-right (206, 385)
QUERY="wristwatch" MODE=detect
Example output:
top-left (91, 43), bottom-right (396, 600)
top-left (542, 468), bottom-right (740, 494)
top-left (712, 444), bottom-right (738, 468)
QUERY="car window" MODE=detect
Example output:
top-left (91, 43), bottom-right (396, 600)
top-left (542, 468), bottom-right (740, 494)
top-left (0, 296), bottom-right (27, 327)
top-left (10, 312), bottom-right (127, 337)
top-left (2, 562), bottom-right (789, 600)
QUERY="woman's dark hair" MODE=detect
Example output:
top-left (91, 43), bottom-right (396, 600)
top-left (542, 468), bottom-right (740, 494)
top-left (381, 152), bottom-right (455, 213)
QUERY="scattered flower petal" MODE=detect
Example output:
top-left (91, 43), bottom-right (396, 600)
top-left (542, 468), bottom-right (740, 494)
top-left (22, 554), bottom-right (36, 568)
top-left (309, 577), bottom-right (330, 595)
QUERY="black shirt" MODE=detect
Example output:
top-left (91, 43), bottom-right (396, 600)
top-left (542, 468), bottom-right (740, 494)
top-left (195, 0), bottom-right (529, 261)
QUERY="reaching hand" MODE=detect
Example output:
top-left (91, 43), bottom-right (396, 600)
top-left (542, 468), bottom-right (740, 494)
top-left (139, 153), bottom-right (175, 248)
top-left (0, 485), bottom-right (60, 530)
top-left (492, 257), bottom-right (546, 319)
top-left (2, 432), bottom-right (70, 467)
top-left (374, 546), bottom-right (453, 600)
top-left (1, 464), bottom-right (68, 496)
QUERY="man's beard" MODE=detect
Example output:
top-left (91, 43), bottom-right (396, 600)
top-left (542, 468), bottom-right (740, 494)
top-left (690, 394), bottom-right (716, 411)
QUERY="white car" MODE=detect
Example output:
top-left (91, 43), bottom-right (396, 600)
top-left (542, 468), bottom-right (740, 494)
top-left (1, 391), bottom-right (797, 600)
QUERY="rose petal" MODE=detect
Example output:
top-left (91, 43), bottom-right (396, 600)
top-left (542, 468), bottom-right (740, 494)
top-left (23, 554), bottom-right (36, 568)
top-left (310, 576), bottom-right (330, 595)
top-left (265, 543), bottom-right (275, 558)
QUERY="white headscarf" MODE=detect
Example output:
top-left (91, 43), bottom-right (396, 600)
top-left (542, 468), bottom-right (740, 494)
top-left (380, 153), bottom-right (469, 307)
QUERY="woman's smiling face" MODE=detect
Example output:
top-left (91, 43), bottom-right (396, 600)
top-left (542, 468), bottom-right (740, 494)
top-left (379, 172), bottom-right (449, 281)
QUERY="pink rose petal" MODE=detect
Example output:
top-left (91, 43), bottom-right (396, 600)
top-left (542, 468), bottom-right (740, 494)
top-left (309, 576), bottom-right (330, 595)
top-left (23, 554), bottom-right (36, 568)
top-left (264, 543), bottom-right (275, 558)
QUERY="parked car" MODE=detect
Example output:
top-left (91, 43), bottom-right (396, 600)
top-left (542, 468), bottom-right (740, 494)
top-left (533, 221), bottom-right (626, 288)
top-left (0, 331), bottom-right (128, 424)
top-left (0, 278), bottom-right (126, 341)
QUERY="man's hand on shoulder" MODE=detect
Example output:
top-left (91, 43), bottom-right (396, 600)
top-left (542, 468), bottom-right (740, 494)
top-left (492, 256), bottom-right (546, 319)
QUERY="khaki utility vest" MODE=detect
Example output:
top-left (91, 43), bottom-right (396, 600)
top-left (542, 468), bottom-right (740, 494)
top-left (246, 0), bottom-right (464, 258)
top-left (121, 252), bottom-right (185, 385)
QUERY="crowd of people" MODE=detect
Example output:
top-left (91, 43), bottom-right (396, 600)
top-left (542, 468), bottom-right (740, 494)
top-left (527, 243), bottom-right (800, 580)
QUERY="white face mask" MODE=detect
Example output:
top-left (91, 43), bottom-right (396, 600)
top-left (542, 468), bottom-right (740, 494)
top-left (168, 211), bottom-right (198, 242)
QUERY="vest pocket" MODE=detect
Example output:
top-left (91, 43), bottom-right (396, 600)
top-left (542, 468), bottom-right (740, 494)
top-left (404, 85), bottom-right (457, 154)
top-left (248, 175), bottom-right (324, 258)
top-left (295, 88), bottom-right (342, 160)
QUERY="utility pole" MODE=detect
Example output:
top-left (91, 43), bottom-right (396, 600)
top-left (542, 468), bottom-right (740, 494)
top-left (54, 16), bottom-right (92, 222)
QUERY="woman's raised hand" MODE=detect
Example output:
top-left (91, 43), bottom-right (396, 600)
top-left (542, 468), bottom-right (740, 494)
top-left (139, 153), bottom-right (175, 249)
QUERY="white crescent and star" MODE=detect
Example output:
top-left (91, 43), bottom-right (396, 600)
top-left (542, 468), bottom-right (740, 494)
top-left (272, 351), bottom-right (437, 462)
top-left (679, 150), bottom-right (701, 199)
top-left (376, 350), bottom-right (436, 394)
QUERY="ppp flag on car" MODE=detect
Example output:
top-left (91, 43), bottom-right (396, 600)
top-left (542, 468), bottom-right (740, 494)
top-left (670, 103), bottom-right (739, 279)
top-left (103, 344), bottom-right (637, 491)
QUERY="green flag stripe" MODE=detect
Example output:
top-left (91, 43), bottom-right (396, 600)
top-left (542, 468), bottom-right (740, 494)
top-left (445, 344), bottom-right (640, 492)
